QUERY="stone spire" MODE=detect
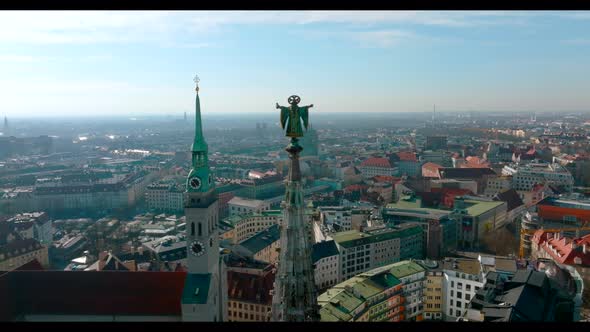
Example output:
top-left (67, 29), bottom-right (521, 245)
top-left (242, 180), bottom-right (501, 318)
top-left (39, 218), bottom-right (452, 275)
top-left (271, 97), bottom-right (320, 322)
top-left (186, 75), bottom-right (213, 193)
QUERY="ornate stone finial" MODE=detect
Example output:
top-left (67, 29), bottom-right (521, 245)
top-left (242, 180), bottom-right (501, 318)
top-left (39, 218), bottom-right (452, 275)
top-left (288, 95), bottom-right (300, 105)
top-left (194, 74), bottom-right (200, 93)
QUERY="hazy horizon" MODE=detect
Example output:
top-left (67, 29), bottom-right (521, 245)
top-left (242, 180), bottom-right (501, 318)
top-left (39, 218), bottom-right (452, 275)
top-left (3, 11), bottom-right (590, 117)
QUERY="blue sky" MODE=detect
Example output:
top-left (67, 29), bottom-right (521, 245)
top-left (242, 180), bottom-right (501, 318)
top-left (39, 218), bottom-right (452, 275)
top-left (2, 11), bottom-right (590, 117)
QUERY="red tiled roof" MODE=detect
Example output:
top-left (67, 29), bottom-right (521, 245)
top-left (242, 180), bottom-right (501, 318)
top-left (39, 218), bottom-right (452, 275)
top-left (532, 231), bottom-right (590, 266)
top-left (227, 269), bottom-right (275, 305)
top-left (430, 188), bottom-right (473, 208)
top-left (396, 152), bottom-right (417, 162)
top-left (360, 157), bottom-right (392, 168)
top-left (1, 271), bottom-right (187, 320)
top-left (344, 184), bottom-right (368, 193)
top-left (422, 162), bottom-right (443, 169)
top-left (372, 175), bottom-right (401, 184)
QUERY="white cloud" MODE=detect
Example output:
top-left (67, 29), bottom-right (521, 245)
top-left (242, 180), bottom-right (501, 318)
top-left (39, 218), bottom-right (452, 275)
top-left (0, 55), bottom-right (44, 62)
top-left (562, 38), bottom-right (590, 45)
top-left (351, 30), bottom-right (414, 48)
top-left (0, 11), bottom-right (544, 46)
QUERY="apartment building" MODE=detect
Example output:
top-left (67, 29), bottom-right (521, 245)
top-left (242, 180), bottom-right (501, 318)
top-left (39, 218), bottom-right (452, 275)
top-left (332, 224), bottom-right (423, 282)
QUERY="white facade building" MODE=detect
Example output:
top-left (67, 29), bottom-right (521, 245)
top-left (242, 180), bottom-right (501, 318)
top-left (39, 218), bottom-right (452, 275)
top-left (505, 163), bottom-right (574, 192)
top-left (311, 240), bottom-right (340, 290)
top-left (441, 258), bottom-right (485, 321)
top-left (228, 197), bottom-right (271, 216)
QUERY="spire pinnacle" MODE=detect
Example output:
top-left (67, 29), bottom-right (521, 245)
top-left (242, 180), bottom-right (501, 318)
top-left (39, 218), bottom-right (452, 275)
top-left (186, 74), bottom-right (213, 193)
top-left (194, 75), bottom-right (200, 94)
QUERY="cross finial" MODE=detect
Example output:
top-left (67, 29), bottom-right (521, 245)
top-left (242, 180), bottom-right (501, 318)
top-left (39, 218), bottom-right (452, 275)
top-left (194, 74), bottom-right (200, 93)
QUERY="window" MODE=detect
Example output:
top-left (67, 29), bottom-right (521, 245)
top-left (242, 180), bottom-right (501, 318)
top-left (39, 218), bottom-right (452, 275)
top-left (466, 284), bottom-right (471, 291)
top-left (451, 281), bottom-right (454, 288)
top-left (450, 300), bottom-right (453, 306)
top-left (465, 294), bottom-right (471, 301)
top-left (449, 309), bottom-right (453, 316)
top-left (451, 290), bottom-right (454, 297)
top-left (191, 223), bottom-right (195, 236)
top-left (457, 292), bottom-right (462, 299)
top-left (198, 223), bottom-right (202, 236)
top-left (456, 311), bottom-right (461, 318)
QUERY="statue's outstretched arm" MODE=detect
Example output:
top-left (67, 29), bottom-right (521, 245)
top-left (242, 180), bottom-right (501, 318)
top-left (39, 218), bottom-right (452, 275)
top-left (276, 103), bottom-right (281, 109)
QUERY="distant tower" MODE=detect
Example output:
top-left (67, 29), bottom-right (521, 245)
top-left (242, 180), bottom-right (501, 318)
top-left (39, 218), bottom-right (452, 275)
top-left (432, 104), bottom-right (436, 126)
top-left (184, 111), bottom-right (187, 122)
top-left (181, 75), bottom-right (227, 322)
top-left (300, 122), bottom-right (319, 158)
top-left (3, 116), bottom-right (8, 136)
top-left (271, 95), bottom-right (320, 322)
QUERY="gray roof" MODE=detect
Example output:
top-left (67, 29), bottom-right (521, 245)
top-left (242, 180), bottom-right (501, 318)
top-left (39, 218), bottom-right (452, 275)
top-left (312, 240), bottom-right (339, 263)
top-left (237, 224), bottom-right (280, 255)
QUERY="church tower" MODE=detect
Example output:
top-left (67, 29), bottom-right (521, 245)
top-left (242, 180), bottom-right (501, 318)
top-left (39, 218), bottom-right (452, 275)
top-left (181, 76), bottom-right (227, 322)
top-left (271, 95), bottom-right (320, 322)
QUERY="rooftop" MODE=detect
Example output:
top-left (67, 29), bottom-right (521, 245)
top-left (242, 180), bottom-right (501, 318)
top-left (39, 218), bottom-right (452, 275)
top-left (181, 273), bottom-right (211, 304)
top-left (319, 261), bottom-right (429, 322)
top-left (228, 196), bottom-right (268, 209)
top-left (458, 199), bottom-right (506, 217)
top-left (442, 257), bottom-right (481, 276)
top-left (0, 271), bottom-right (187, 320)
top-left (237, 224), bottom-right (280, 255)
top-left (388, 260), bottom-right (426, 279)
top-left (538, 196), bottom-right (590, 211)
top-left (227, 269), bottom-right (275, 305)
top-left (312, 240), bottom-right (339, 263)
top-left (360, 157), bottom-right (392, 168)
top-left (332, 224), bottom-right (422, 248)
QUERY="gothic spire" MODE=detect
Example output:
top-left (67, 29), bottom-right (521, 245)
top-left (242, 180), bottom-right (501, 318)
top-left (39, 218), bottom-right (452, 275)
top-left (186, 75), bottom-right (213, 193)
top-left (192, 76), bottom-right (206, 153)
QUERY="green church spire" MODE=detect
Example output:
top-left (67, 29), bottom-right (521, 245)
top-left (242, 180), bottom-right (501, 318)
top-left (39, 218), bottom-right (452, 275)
top-left (186, 75), bottom-right (214, 193)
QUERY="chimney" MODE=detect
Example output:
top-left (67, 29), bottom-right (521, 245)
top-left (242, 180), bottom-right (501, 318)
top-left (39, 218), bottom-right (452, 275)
top-left (584, 244), bottom-right (587, 255)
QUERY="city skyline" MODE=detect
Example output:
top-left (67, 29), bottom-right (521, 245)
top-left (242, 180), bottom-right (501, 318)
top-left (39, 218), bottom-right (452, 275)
top-left (3, 11), bottom-right (590, 116)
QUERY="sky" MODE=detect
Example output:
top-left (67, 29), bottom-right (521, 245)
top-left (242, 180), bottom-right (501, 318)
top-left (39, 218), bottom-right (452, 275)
top-left (2, 10), bottom-right (590, 117)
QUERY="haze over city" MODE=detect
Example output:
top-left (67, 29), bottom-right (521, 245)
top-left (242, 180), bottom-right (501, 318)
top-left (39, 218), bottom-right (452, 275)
top-left (2, 10), bottom-right (590, 324)
top-left (3, 11), bottom-right (590, 117)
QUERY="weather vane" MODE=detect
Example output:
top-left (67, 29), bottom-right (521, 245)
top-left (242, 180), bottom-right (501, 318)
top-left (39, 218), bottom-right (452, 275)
top-left (194, 74), bottom-right (200, 93)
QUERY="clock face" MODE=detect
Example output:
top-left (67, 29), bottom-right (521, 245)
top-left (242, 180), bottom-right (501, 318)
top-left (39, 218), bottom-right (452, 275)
top-left (189, 177), bottom-right (202, 190)
top-left (191, 240), bottom-right (205, 257)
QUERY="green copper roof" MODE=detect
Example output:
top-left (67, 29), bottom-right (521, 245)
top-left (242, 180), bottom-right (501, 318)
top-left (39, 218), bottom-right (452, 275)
top-left (317, 262), bottom-right (408, 322)
top-left (462, 200), bottom-right (505, 217)
top-left (186, 89), bottom-right (214, 193)
top-left (332, 225), bottom-right (422, 249)
top-left (192, 92), bottom-right (206, 151)
top-left (181, 273), bottom-right (211, 304)
top-left (388, 261), bottom-right (425, 279)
